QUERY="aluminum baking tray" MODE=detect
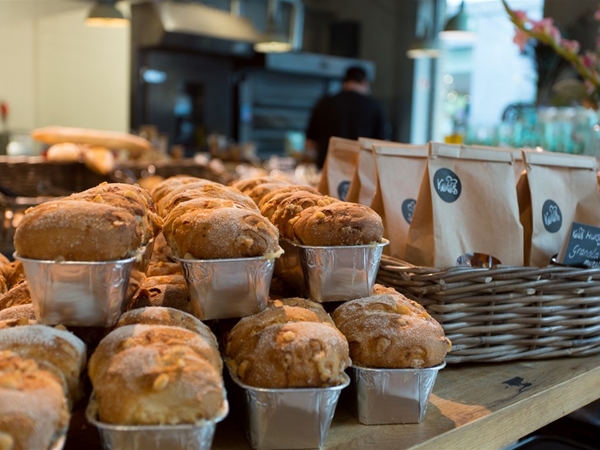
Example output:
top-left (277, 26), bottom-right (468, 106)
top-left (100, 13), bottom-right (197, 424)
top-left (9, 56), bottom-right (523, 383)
top-left (176, 255), bottom-right (276, 320)
top-left (86, 393), bottom-right (228, 450)
top-left (227, 366), bottom-right (349, 450)
top-left (277, 239), bottom-right (388, 302)
top-left (347, 362), bottom-right (445, 425)
top-left (14, 253), bottom-right (137, 327)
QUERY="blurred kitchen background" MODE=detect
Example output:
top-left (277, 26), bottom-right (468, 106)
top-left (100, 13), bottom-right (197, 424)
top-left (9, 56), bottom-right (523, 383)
top-left (2, 0), bottom-right (600, 160)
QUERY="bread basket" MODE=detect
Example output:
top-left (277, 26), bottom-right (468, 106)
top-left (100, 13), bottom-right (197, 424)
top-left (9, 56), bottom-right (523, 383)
top-left (376, 255), bottom-right (600, 363)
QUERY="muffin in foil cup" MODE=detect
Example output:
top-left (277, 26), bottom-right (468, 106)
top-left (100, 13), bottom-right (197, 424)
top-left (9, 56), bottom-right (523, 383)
top-left (227, 366), bottom-right (349, 450)
top-left (86, 393), bottom-right (228, 450)
top-left (176, 255), bottom-right (277, 320)
top-left (14, 253), bottom-right (140, 328)
top-left (276, 239), bottom-right (388, 302)
top-left (347, 363), bottom-right (445, 425)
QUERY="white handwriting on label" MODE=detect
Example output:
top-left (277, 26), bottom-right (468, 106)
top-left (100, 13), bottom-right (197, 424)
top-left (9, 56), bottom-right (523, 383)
top-left (543, 205), bottom-right (561, 227)
top-left (568, 244), bottom-right (600, 260)
top-left (585, 230), bottom-right (600, 247)
top-left (436, 176), bottom-right (458, 195)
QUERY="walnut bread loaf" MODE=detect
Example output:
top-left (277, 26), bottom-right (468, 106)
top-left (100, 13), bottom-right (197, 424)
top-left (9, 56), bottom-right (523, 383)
top-left (332, 286), bottom-right (451, 369)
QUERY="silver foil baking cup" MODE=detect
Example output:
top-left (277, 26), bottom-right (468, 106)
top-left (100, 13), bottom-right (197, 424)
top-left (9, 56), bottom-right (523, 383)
top-left (86, 393), bottom-right (228, 450)
top-left (228, 366), bottom-right (349, 450)
top-left (176, 256), bottom-right (276, 320)
top-left (348, 362), bottom-right (445, 425)
top-left (14, 253), bottom-right (137, 327)
top-left (282, 239), bottom-right (388, 302)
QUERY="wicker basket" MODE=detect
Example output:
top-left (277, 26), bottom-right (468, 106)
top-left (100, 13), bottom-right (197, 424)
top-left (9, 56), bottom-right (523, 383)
top-left (376, 255), bottom-right (600, 363)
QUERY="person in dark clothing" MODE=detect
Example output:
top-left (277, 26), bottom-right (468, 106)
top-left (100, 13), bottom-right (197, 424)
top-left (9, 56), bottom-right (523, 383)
top-left (305, 66), bottom-right (388, 169)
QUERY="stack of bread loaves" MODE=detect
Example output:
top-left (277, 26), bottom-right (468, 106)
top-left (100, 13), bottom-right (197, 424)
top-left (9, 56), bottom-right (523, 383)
top-left (235, 176), bottom-right (385, 247)
top-left (13, 182), bottom-right (161, 262)
top-left (0, 324), bottom-right (86, 450)
top-left (225, 298), bottom-right (350, 388)
top-left (88, 306), bottom-right (226, 426)
top-left (153, 176), bottom-right (281, 260)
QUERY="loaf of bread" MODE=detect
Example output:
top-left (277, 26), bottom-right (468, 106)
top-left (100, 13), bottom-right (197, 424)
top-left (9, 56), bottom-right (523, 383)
top-left (225, 303), bottom-right (349, 388)
top-left (0, 304), bottom-right (35, 324)
top-left (163, 207), bottom-right (280, 260)
top-left (0, 325), bottom-right (87, 404)
top-left (156, 180), bottom-right (227, 215)
top-left (332, 289), bottom-right (451, 368)
top-left (227, 321), bottom-right (349, 388)
top-left (151, 176), bottom-right (206, 206)
top-left (88, 324), bottom-right (221, 385)
top-left (270, 192), bottom-right (339, 241)
top-left (66, 183), bottom-right (161, 244)
top-left (31, 126), bottom-right (151, 157)
top-left (0, 351), bottom-right (70, 450)
top-left (291, 202), bottom-right (384, 246)
top-left (116, 307), bottom-right (217, 348)
top-left (230, 176), bottom-right (290, 194)
top-left (259, 187), bottom-right (325, 220)
top-left (93, 344), bottom-right (224, 425)
top-left (14, 200), bottom-right (142, 261)
top-left (127, 274), bottom-right (190, 313)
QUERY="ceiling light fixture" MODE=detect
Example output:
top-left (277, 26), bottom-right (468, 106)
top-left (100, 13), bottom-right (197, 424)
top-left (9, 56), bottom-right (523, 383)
top-left (439, 0), bottom-right (476, 42)
top-left (254, 0), bottom-right (304, 53)
top-left (86, 0), bottom-right (129, 28)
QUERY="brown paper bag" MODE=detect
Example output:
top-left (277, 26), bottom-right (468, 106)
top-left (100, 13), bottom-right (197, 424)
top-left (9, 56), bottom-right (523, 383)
top-left (517, 151), bottom-right (600, 267)
top-left (346, 137), bottom-right (390, 205)
top-left (471, 145), bottom-right (525, 182)
top-left (317, 137), bottom-right (359, 200)
top-left (405, 142), bottom-right (524, 268)
top-left (372, 143), bottom-right (428, 259)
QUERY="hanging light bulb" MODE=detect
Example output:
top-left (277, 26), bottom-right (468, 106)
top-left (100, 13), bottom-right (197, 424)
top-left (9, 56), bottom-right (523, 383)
top-left (86, 0), bottom-right (129, 28)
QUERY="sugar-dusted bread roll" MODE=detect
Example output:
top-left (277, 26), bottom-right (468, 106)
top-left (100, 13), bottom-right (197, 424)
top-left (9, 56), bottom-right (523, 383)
top-left (14, 200), bottom-right (142, 261)
top-left (0, 304), bottom-right (35, 325)
top-left (258, 186), bottom-right (325, 220)
top-left (268, 296), bottom-right (328, 314)
top-left (332, 290), bottom-right (451, 368)
top-left (229, 176), bottom-right (290, 194)
top-left (66, 188), bottom-right (160, 244)
top-left (127, 274), bottom-right (190, 313)
top-left (93, 344), bottom-right (225, 425)
top-left (0, 351), bottom-right (70, 450)
top-left (164, 207), bottom-right (280, 260)
top-left (292, 202), bottom-right (384, 246)
top-left (156, 180), bottom-right (225, 215)
top-left (116, 307), bottom-right (217, 349)
top-left (227, 321), bottom-right (350, 388)
top-left (0, 325), bottom-right (87, 404)
top-left (88, 324), bottom-right (221, 385)
top-left (226, 305), bottom-right (334, 364)
top-left (161, 183), bottom-right (259, 217)
top-left (150, 176), bottom-right (208, 206)
top-left (270, 192), bottom-right (339, 241)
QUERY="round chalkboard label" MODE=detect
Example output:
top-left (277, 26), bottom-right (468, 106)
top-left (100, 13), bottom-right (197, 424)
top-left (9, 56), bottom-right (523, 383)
top-left (402, 198), bottom-right (416, 224)
top-left (337, 180), bottom-right (350, 201)
top-left (542, 199), bottom-right (562, 233)
top-left (433, 168), bottom-right (461, 203)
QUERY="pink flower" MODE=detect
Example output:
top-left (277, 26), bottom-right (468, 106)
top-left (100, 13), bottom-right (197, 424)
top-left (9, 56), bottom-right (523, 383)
top-left (531, 18), bottom-right (561, 42)
top-left (581, 52), bottom-right (599, 69)
top-left (513, 28), bottom-right (530, 51)
top-left (561, 38), bottom-right (580, 55)
top-left (513, 10), bottom-right (529, 25)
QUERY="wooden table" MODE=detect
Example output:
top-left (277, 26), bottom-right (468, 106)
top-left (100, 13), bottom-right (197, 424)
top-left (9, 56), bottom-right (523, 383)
top-left (65, 353), bottom-right (600, 450)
